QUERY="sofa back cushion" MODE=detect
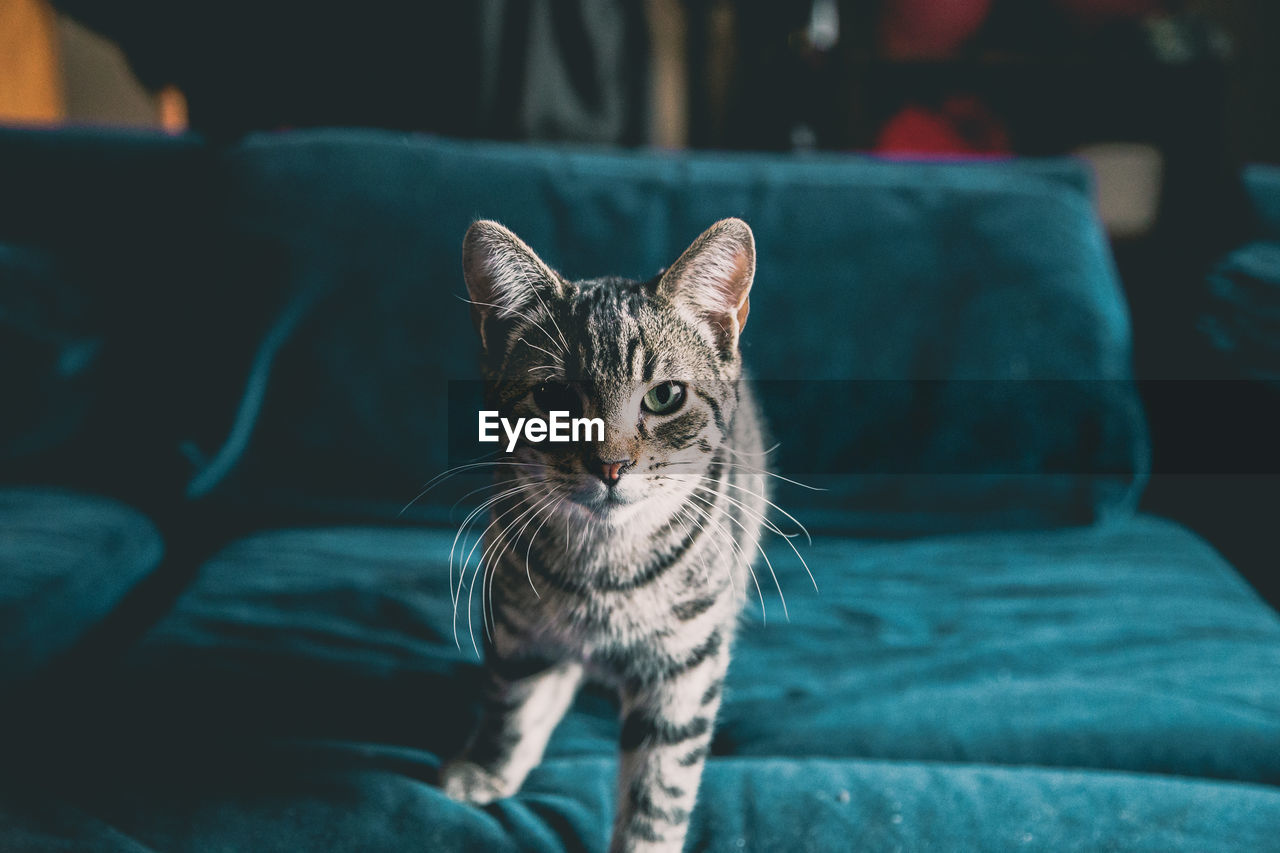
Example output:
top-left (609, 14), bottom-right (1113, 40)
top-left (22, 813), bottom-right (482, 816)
top-left (1243, 164), bottom-right (1280, 240)
top-left (0, 128), bottom-right (211, 510)
top-left (187, 131), bottom-right (1146, 534)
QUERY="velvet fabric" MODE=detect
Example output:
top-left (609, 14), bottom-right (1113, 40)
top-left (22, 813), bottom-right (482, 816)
top-left (7, 759), bottom-right (1280, 853)
top-left (109, 519), bottom-right (1280, 781)
top-left (182, 132), bottom-right (1146, 534)
top-left (1203, 241), bottom-right (1280, 385)
top-left (1243, 164), bottom-right (1280, 240)
top-left (0, 489), bottom-right (162, 684)
top-left (0, 128), bottom-right (211, 508)
top-left (4, 518), bottom-right (1279, 850)
top-left (0, 128), bottom-right (1145, 532)
top-left (1203, 166), bottom-right (1280, 386)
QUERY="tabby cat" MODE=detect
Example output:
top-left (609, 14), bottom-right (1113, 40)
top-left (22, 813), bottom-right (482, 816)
top-left (440, 218), bottom-right (769, 853)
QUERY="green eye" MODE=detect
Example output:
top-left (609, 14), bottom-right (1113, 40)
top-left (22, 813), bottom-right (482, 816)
top-left (642, 381), bottom-right (686, 415)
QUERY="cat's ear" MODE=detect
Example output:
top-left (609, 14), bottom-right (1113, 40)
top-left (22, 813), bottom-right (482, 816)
top-left (462, 220), bottom-right (564, 351)
top-left (657, 218), bottom-right (755, 357)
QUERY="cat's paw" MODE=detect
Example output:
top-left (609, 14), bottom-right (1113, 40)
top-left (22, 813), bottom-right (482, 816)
top-left (439, 760), bottom-right (509, 806)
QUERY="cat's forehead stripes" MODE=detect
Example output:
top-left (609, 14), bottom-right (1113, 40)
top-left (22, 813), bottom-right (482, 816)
top-left (494, 271), bottom-right (730, 397)
top-left (557, 276), bottom-right (722, 384)
top-left (551, 277), bottom-right (644, 384)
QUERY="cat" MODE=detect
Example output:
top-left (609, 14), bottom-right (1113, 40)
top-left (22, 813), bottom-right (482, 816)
top-left (440, 217), bottom-right (769, 853)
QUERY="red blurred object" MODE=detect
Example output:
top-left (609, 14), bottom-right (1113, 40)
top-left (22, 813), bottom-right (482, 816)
top-left (881, 0), bottom-right (993, 59)
top-left (875, 96), bottom-right (1012, 156)
top-left (1051, 0), bottom-right (1164, 22)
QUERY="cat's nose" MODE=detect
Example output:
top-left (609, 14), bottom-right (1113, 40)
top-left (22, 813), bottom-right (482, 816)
top-left (597, 458), bottom-right (632, 486)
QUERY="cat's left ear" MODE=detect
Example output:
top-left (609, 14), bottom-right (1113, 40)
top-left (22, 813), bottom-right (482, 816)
top-left (657, 218), bottom-right (755, 357)
top-left (462, 220), bottom-right (566, 351)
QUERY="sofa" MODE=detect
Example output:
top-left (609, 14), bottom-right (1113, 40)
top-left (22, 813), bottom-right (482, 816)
top-left (2, 127), bottom-right (1278, 852)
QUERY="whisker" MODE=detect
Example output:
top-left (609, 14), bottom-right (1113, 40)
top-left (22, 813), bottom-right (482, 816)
top-left (449, 477), bottom-right (527, 516)
top-left (690, 490), bottom-right (788, 622)
top-left (518, 276), bottom-right (572, 355)
top-left (517, 335), bottom-right (563, 361)
top-left (724, 441), bottom-right (782, 460)
top-left (682, 515), bottom-right (716, 587)
top-left (479, 485), bottom-right (560, 640)
top-left (685, 481), bottom-right (819, 596)
top-left (660, 458), bottom-right (827, 493)
top-left (462, 489), bottom-right (543, 655)
top-left (499, 485), bottom-right (562, 590)
top-left (450, 482), bottom-right (531, 643)
top-left (682, 494), bottom-right (761, 619)
top-left (668, 472), bottom-right (813, 546)
top-left (475, 481), bottom-right (563, 629)
top-left (457, 295), bottom-right (566, 354)
top-left (473, 491), bottom-right (539, 644)
top-left (450, 487), bottom-right (519, 606)
top-left (688, 482), bottom-right (792, 541)
top-left (525, 492), bottom-right (567, 596)
top-left (674, 503), bottom-right (736, 595)
top-left (450, 483), bottom-right (533, 616)
top-left (475, 492), bottom-right (547, 640)
top-left (401, 459), bottom-right (545, 518)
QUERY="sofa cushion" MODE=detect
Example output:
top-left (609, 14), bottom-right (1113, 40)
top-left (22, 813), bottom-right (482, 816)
top-left (0, 128), bottom-right (213, 503)
top-left (0, 488), bottom-right (164, 685)
top-left (10, 513), bottom-right (1273, 849)
top-left (0, 245), bottom-right (99, 469)
top-left (720, 516), bottom-right (1280, 783)
top-left (1203, 240), bottom-right (1280, 386)
top-left (1243, 164), bottom-right (1280, 241)
top-left (171, 129), bottom-right (1145, 533)
top-left (5, 755), bottom-right (1278, 853)
top-left (69, 514), bottom-right (1278, 786)
top-left (0, 127), bottom-right (1148, 532)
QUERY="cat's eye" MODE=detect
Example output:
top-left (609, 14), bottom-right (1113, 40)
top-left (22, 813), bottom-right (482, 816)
top-left (641, 381), bottom-right (686, 415)
top-left (531, 382), bottom-right (582, 419)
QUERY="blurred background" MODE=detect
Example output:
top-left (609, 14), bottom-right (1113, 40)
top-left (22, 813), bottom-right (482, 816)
top-left (2, 0), bottom-right (1277, 598)
top-left (4, 3), bottom-right (1277, 176)
top-left (2, 1), bottom-right (1276, 344)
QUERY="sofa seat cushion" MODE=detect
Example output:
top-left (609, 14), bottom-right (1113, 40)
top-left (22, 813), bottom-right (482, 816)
top-left (87, 515), bottom-right (1280, 789)
top-left (722, 516), bottom-right (1280, 783)
top-left (0, 488), bottom-right (164, 684)
top-left (5, 755), bottom-right (1279, 853)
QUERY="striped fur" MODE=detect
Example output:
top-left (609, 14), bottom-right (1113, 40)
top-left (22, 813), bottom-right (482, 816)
top-left (443, 219), bottom-right (767, 853)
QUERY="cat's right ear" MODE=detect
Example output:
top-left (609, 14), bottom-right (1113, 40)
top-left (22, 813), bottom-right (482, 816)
top-left (462, 220), bottom-right (565, 351)
top-left (657, 218), bottom-right (755, 358)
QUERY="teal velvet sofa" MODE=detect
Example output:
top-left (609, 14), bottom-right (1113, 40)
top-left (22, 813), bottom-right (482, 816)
top-left (2, 127), bottom-right (1279, 852)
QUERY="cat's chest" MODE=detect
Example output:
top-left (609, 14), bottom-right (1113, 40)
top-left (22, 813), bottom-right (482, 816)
top-left (527, 581), bottom-right (727, 687)
top-left (491, 504), bottom-right (744, 669)
top-left (506, 556), bottom-right (716, 659)
top-left (532, 571), bottom-right (685, 640)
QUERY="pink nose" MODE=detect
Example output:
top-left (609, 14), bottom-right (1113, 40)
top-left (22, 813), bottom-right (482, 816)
top-left (600, 460), bottom-right (628, 485)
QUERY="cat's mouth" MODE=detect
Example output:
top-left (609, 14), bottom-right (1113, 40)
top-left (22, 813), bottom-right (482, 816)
top-left (568, 481), bottom-right (637, 516)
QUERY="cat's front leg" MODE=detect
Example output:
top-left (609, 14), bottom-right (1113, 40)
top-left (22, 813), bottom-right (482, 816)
top-left (610, 643), bottom-right (730, 853)
top-left (441, 656), bottom-right (583, 805)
